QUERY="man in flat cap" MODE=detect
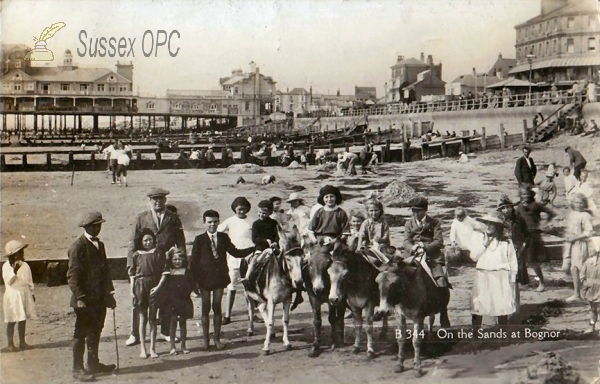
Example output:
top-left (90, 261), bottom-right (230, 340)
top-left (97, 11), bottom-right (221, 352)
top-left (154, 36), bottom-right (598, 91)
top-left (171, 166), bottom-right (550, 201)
top-left (125, 188), bottom-right (187, 346)
top-left (67, 211), bottom-right (116, 382)
top-left (403, 197), bottom-right (448, 288)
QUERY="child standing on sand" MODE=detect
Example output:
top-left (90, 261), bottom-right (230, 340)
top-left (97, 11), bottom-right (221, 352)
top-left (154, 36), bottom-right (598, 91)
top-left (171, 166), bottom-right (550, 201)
top-left (581, 237), bottom-right (600, 333)
top-left (564, 194), bottom-right (594, 302)
top-left (2, 240), bottom-right (36, 352)
top-left (130, 229), bottom-right (165, 358)
top-left (151, 247), bottom-right (193, 355)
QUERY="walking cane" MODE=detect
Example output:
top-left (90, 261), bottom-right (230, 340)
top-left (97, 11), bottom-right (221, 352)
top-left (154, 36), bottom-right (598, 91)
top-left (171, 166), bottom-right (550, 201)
top-left (112, 309), bottom-right (119, 371)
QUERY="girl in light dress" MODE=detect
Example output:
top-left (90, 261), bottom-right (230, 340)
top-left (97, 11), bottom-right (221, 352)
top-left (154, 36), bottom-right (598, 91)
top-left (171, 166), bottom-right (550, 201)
top-left (130, 229), bottom-right (165, 358)
top-left (581, 237), bottom-right (600, 333)
top-left (564, 194), bottom-right (594, 302)
top-left (469, 211), bottom-right (519, 329)
top-left (344, 210), bottom-right (365, 252)
top-left (2, 240), bottom-right (36, 352)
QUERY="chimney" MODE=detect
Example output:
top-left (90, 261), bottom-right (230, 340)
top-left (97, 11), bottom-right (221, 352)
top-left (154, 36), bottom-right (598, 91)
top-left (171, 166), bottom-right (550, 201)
top-left (420, 52), bottom-right (425, 62)
top-left (397, 55), bottom-right (404, 63)
top-left (249, 61), bottom-right (257, 73)
top-left (116, 60), bottom-right (134, 82)
top-left (498, 52), bottom-right (503, 59)
top-left (426, 55), bottom-right (433, 66)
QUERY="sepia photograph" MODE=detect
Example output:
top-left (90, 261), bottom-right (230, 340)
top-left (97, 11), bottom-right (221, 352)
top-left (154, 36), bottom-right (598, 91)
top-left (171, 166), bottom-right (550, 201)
top-left (1, 0), bottom-right (600, 382)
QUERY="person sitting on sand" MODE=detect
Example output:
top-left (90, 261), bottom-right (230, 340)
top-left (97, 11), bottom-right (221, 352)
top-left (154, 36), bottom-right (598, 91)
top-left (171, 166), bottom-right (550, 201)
top-left (563, 167), bottom-right (579, 202)
top-left (536, 169), bottom-right (557, 206)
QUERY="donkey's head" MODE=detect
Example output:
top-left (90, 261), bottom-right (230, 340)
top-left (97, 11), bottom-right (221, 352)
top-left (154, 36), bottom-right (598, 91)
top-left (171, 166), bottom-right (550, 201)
top-left (305, 242), bottom-right (333, 298)
top-left (327, 241), bottom-right (353, 306)
top-left (375, 256), bottom-right (413, 314)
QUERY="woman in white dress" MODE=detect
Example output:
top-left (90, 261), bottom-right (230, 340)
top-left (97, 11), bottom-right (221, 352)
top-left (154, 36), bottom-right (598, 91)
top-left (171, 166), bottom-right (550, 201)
top-left (469, 210), bottom-right (519, 330)
top-left (2, 240), bottom-right (37, 352)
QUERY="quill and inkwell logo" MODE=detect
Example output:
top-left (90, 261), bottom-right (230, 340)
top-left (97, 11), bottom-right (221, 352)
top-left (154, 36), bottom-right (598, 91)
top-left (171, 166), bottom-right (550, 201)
top-left (23, 22), bottom-right (66, 61)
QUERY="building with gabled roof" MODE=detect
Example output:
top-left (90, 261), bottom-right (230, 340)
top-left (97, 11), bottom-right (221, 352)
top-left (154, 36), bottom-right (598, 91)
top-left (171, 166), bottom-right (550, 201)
top-left (445, 73), bottom-right (501, 97)
top-left (274, 87), bottom-right (310, 115)
top-left (1, 48), bottom-right (135, 113)
top-left (386, 53), bottom-right (443, 103)
top-left (488, 53), bottom-right (517, 79)
top-left (510, 0), bottom-right (600, 86)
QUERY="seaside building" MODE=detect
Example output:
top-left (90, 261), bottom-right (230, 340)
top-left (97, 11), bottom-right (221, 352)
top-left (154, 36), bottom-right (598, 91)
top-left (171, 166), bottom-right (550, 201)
top-left (446, 73), bottom-right (502, 97)
top-left (488, 53), bottom-right (518, 79)
top-left (386, 53), bottom-right (443, 103)
top-left (274, 87), bottom-right (311, 115)
top-left (510, 0), bottom-right (600, 85)
top-left (0, 47), bottom-right (135, 113)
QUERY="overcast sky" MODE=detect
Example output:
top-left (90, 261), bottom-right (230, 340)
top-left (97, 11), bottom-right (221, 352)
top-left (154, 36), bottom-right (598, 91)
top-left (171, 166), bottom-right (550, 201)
top-left (2, 0), bottom-right (542, 97)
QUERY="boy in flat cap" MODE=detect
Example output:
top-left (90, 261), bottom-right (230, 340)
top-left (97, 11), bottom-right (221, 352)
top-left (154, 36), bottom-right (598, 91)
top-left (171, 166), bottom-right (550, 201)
top-left (126, 188), bottom-right (187, 346)
top-left (404, 197), bottom-right (448, 288)
top-left (67, 211), bottom-right (116, 382)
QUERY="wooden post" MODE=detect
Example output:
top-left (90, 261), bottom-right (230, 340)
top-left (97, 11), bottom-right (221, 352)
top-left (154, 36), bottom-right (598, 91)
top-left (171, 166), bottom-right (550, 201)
top-left (136, 150), bottom-right (142, 163)
top-left (522, 119), bottom-right (528, 144)
top-left (329, 143), bottom-right (334, 156)
top-left (221, 147), bottom-right (227, 166)
top-left (46, 153), bottom-right (52, 169)
top-left (240, 147), bottom-right (247, 164)
top-left (500, 124), bottom-right (506, 149)
top-left (402, 141), bottom-right (409, 163)
top-left (460, 138), bottom-right (467, 154)
top-left (345, 142), bottom-right (350, 152)
top-left (308, 144), bottom-right (314, 165)
top-left (90, 152), bottom-right (96, 169)
top-left (385, 139), bottom-right (391, 162)
top-left (1, 155), bottom-right (6, 170)
top-left (33, 115), bottom-right (38, 133)
top-left (22, 154), bottom-right (28, 167)
top-left (481, 127), bottom-right (487, 151)
top-left (68, 152), bottom-right (74, 166)
top-left (441, 141), bottom-right (447, 157)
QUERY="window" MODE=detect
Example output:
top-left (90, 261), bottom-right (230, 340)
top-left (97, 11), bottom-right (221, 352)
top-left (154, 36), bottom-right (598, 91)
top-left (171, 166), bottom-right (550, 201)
top-left (80, 84), bottom-right (88, 91)
top-left (109, 85), bottom-right (116, 92)
top-left (61, 84), bottom-right (70, 91)
top-left (26, 83), bottom-right (34, 91)
top-left (245, 101), bottom-right (250, 111)
top-left (567, 17), bottom-right (575, 29)
top-left (234, 87), bottom-right (239, 94)
top-left (554, 19), bottom-right (558, 30)
top-left (210, 103), bottom-right (217, 111)
top-left (545, 41), bottom-right (549, 56)
top-left (2, 83), bottom-right (9, 90)
top-left (192, 104), bottom-right (199, 110)
top-left (589, 37), bottom-right (596, 51)
top-left (97, 84), bottom-right (105, 91)
top-left (119, 85), bottom-right (128, 92)
top-left (14, 84), bottom-right (21, 91)
top-left (589, 16), bottom-right (594, 27)
top-left (146, 102), bottom-right (155, 110)
top-left (553, 39), bottom-right (557, 53)
top-left (566, 38), bottom-right (574, 53)
top-left (173, 103), bottom-right (181, 110)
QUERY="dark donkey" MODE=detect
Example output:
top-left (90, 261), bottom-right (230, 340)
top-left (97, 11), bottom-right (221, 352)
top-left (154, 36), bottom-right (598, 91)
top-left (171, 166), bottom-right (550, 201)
top-left (303, 241), bottom-right (346, 357)
top-left (328, 242), bottom-right (389, 360)
top-left (376, 257), bottom-right (450, 377)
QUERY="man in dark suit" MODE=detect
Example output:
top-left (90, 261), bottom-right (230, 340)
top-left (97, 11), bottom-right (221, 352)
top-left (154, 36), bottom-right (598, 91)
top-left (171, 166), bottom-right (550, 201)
top-left (126, 187), bottom-right (186, 346)
top-left (403, 197), bottom-right (447, 288)
top-left (67, 212), bottom-right (116, 382)
top-left (514, 146), bottom-right (536, 187)
top-left (190, 210), bottom-right (254, 351)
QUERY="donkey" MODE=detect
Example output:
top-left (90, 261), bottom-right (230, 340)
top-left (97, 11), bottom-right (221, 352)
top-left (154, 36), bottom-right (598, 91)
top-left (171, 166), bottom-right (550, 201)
top-left (376, 257), bottom-right (450, 377)
top-left (328, 242), bottom-right (389, 360)
top-left (244, 225), bottom-right (304, 355)
top-left (303, 241), bottom-right (346, 357)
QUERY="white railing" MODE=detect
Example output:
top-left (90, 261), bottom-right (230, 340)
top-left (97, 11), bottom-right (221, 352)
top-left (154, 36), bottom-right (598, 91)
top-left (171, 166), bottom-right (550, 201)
top-left (301, 89), bottom-right (595, 118)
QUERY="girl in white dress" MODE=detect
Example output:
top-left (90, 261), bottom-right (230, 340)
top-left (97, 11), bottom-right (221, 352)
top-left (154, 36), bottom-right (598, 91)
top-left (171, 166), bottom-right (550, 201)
top-left (469, 211), bottom-right (519, 329)
top-left (2, 240), bottom-right (37, 352)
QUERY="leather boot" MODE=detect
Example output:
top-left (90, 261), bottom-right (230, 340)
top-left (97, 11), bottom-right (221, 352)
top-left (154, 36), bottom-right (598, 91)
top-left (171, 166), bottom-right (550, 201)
top-left (73, 338), bottom-right (94, 382)
top-left (87, 334), bottom-right (115, 374)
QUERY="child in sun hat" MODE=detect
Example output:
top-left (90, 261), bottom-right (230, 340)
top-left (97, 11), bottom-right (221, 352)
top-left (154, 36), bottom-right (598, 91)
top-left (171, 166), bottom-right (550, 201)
top-left (2, 240), bottom-right (36, 352)
top-left (308, 185), bottom-right (349, 244)
top-left (536, 168), bottom-right (558, 206)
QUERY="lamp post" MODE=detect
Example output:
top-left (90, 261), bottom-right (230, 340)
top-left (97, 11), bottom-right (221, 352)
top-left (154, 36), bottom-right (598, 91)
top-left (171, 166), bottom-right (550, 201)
top-left (526, 51), bottom-right (536, 105)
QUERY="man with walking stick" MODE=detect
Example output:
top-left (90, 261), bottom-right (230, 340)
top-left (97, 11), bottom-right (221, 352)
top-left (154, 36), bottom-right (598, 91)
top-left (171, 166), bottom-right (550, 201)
top-left (67, 211), bottom-right (117, 382)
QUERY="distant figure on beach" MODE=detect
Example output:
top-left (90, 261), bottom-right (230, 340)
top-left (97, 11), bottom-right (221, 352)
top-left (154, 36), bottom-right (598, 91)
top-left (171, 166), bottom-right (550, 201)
top-left (514, 146), bottom-right (536, 188)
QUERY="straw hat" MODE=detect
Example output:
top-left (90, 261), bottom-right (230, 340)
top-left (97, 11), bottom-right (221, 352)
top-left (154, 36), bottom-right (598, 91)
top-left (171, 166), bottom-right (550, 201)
top-left (476, 210), bottom-right (505, 225)
top-left (4, 240), bottom-right (28, 258)
top-left (286, 192), bottom-right (304, 203)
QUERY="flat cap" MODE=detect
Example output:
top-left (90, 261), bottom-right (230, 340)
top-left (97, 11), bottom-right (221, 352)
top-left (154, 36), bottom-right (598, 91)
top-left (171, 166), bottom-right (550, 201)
top-left (147, 188), bottom-right (170, 198)
top-left (78, 211), bottom-right (106, 227)
top-left (408, 196), bottom-right (428, 210)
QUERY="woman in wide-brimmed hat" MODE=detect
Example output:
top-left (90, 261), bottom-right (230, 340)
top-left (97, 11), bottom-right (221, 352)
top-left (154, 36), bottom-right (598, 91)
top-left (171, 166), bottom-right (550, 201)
top-left (308, 185), bottom-right (348, 244)
top-left (2, 240), bottom-right (36, 352)
top-left (286, 193), bottom-right (311, 246)
top-left (469, 210), bottom-right (519, 330)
